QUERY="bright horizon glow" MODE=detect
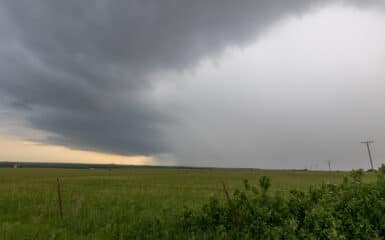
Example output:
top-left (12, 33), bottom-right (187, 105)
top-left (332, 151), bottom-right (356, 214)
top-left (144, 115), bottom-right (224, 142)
top-left (0, 136), bottom-right (162, 165)
top-left (0, 3), bottom-right (384, 169)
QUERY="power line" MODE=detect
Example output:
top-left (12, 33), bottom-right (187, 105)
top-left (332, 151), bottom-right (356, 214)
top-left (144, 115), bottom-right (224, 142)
top-left (361, 140), bottom-right (374, 170)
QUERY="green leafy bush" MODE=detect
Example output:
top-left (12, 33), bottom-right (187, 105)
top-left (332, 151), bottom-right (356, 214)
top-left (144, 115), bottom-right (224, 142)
top-left (178, 166), bottom-right (385, 239)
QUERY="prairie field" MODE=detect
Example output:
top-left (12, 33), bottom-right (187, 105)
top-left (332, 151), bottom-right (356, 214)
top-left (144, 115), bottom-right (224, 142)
top-left (0, 168), bottom-right (376, 239)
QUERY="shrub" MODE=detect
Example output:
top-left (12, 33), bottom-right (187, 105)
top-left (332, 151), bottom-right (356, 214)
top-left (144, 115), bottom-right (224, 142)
top-left (178, 168), bottom-right (385, 239)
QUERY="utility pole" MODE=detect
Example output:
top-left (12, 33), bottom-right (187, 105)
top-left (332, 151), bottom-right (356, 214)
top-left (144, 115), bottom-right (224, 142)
top-left (327, 160), bottom-right (332, 171)
top-left (361, 140), bottom-right (374, 170)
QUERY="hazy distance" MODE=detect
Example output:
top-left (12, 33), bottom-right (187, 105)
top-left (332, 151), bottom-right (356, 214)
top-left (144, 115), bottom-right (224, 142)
top-left (0, 1), bottom-right (384, 170)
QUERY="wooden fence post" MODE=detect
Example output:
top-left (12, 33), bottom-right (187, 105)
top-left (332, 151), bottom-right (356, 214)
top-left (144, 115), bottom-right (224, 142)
top-left (57, 177), bottom-right (63, 219)
top-left (222, 182), bottom-right (240, 225)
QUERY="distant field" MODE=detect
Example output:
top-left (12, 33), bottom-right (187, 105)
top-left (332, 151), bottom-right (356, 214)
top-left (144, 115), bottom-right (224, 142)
top-left (0, 168), bottom-right (376, 239)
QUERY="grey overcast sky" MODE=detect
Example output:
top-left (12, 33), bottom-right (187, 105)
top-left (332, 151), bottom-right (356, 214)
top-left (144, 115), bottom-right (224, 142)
top-left (0, 0), bottom-right (384, 169)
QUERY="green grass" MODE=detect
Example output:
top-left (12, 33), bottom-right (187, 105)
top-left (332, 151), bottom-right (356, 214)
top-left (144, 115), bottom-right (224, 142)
top-left (0, 168), bottom-right (376, 239)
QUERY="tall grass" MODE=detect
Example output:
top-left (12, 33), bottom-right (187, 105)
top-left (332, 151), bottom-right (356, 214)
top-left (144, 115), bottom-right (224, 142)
top-left (0, 168), bottom-right (376, 239)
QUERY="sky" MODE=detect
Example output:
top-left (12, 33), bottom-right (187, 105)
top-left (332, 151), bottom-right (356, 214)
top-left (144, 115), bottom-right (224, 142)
top-left (0, 0), bottom-right (384, 170)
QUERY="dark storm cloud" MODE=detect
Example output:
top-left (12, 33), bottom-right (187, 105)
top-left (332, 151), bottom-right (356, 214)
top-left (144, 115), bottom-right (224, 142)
top-left (0, 0), bottom-right (383, 157)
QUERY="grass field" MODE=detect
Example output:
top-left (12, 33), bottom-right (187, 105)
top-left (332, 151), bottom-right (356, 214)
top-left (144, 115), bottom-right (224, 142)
top-left (0, 168), bottom-right (376, 239)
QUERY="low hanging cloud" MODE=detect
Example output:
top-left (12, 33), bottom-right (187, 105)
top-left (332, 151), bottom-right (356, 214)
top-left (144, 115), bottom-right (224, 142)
top-left (0, 0), bottom-right (384, 165)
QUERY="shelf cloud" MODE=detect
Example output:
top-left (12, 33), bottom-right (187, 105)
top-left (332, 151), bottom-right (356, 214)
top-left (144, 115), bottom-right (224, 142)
top-left (0, 0), bottom-right (384, 168)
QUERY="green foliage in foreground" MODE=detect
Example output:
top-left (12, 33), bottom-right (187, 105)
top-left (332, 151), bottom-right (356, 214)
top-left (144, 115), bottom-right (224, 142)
top-left (0, 168), bottom-right (378, 239)
top-left (177, 167), bottom-right (385, 239)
